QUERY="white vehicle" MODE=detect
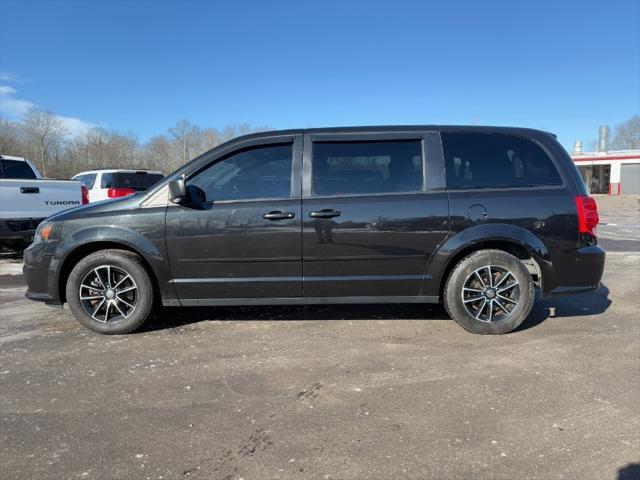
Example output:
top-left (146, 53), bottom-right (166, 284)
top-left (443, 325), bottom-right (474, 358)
top-left (72, 169), bottom-right (164, 203)
top-left (0, 155), bottom-right (87, 249)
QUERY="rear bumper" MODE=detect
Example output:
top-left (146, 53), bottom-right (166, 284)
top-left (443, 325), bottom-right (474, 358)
top-left (543, 245), bottom-right (605, 296)
top-left (0, 218), bottom-right (45, 246)
top-left (547, 284), bottom-right (601, 296)
top-left (23, 240), bottom-right (62, 306)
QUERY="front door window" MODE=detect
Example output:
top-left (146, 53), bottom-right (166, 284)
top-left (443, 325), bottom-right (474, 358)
top-left (188, 144), bottom-right (293, 202)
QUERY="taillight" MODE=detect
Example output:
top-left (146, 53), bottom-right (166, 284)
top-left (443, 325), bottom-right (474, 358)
top-left (107, 187), bottom-right (136, 198)
top-left (81, 185), bottom-right (89, 205)
top-left (575, 195), bottom-right (599, 236)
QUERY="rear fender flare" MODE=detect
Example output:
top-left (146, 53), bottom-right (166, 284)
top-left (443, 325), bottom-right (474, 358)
top-left (425, 223), bottom-right (554, 295)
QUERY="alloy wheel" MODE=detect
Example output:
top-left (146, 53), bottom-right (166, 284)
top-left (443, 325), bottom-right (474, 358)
top-left (461, 265), bottom-right (520, 323)
top-left (78, 265), bottom-right (138, 323)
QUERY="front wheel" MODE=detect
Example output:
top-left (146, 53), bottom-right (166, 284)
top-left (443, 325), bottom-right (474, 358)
top-left (443, 249), bottom-right (535, 334)
top-left (65, 249), bottom-right (154, 334)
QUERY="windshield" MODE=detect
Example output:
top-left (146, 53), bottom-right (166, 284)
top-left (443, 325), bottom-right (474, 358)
top-left (114, 172), bottom-right (164, 191)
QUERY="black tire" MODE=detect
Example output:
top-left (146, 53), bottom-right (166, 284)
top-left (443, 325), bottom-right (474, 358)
top-left (443, 249), bottom-right (534, 334)
top-left (65, 249), bottom-right (154, 334)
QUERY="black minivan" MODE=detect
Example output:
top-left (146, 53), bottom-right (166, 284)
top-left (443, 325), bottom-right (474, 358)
top-left (23, 126), bottom-right (605, 335)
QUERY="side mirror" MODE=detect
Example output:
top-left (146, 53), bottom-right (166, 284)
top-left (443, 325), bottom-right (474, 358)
top-left (168, 177), bottom-right (187, 204)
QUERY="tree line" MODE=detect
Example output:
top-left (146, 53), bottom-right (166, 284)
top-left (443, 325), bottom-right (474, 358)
top-left (1, 107), bottom-right (638, 179)
top-left (0, 106), bottom-right (270, 178)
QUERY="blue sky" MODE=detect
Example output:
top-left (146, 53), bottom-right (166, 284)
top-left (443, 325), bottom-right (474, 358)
top-left (1, 0), bottom-right (638, 150)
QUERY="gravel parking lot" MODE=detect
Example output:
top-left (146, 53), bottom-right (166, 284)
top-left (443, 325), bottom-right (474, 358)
top-left (1, 197), bottom-right (639, 480)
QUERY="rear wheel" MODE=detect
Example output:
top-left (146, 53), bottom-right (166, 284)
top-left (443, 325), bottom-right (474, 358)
top-left (444, 249), bottom-right (534, 334)
top-left (66, 249), bottom-right (154, 334)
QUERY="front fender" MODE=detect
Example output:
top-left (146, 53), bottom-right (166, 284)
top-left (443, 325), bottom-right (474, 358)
top-left (56, 225), bottom-right (163, 261)
top-left (424, 223), bottom-right (554, 296)
top-left (49, 223), bottom-right (174, 303)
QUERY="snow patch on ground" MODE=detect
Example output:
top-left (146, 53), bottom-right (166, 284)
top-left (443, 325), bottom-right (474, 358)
top-left (0, 260), bottom-right (23, 276)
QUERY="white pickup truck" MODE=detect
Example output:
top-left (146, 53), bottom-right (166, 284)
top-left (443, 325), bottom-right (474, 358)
top-left (0, 155), bottom-right (87, 250)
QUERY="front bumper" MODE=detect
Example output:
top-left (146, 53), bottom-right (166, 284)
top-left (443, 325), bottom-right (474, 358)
top-left (23, 240), bottom-right (61, 305)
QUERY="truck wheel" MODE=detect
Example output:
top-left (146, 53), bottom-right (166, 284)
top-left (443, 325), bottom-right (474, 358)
top-left (65, 249), bottom-right (154, 334)
top-left (443, 249), bottom-right (534, 334)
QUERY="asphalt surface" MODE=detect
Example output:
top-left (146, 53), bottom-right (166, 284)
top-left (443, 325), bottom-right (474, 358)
top-left (595, 195), bottom-right (640, 254)
top-left (1, 197), bottom-right (639, 480)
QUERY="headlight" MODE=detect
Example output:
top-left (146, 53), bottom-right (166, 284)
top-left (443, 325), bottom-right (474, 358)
top-left (33, 222), bottom-right (56, 243)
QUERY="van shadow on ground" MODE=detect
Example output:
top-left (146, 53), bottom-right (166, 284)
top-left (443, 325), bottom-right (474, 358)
top-left (141, 284), bottom-right (612, 334)
top-left (517, 284), bottom-right (612, 331)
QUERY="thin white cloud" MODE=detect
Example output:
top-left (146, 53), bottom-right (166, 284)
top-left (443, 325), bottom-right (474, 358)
top-left (0, 71), bottom-right (20, 82)
top-left (57, 115), bottom-right (95, 136)
top-left (0, 84), bottom-right (95, 137)
top-left (0, 85), bottom-right (36, 117)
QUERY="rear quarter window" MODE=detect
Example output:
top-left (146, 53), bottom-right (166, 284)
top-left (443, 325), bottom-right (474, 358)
top-left (75, 173), bottom-right (97, 189)
top-left (441, 132), bottom-right (562, 189)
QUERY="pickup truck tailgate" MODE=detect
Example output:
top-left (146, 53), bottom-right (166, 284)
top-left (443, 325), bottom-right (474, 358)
top-left (0, 179), bottom-right (83, 219)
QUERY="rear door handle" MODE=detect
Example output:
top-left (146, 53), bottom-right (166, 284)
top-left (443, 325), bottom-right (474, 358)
top-left (20, 187), bottom-right (40, 194)
top-left (309, 209), bottom-right (341, 219)
top-left (263, 211), bottom-right (295, 220)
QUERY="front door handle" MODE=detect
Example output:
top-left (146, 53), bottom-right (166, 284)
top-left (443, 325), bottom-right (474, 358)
top-left (20, 187), bottom-right (40, 194)
top-left (263, 211), bottom-right (295, 220)
top-left (309, 209), bottom-right (341, 219)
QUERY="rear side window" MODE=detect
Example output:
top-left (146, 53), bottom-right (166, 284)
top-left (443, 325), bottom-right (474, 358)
top-left (312, 140), bottom-right (423, 196)
top-left (0, 160), bottom-right (37, 179)
top-left (441, 132), bottom-right (562, 189)
top-left (114, 172), bottom-right (164, 191)
top-left (75, 173), bottom-right (97, 189)
top-left (100, 173), bottom-right (114, 189)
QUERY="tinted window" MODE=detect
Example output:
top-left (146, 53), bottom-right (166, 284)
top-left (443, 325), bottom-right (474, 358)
top-left (441, 132), bottom-right (562, 189)
top-left (0, 160), bottom-right (37, 179)
top-left (75, 173), bottom-right (97, 189)
top-left (115, 172), bottom-right (164, 191)
top-left (312, 140), bottom-right (423, 196)
top-left (188, 143), bottom-right (292, 202)
top-left (100, 173), bottom-right (114, 189)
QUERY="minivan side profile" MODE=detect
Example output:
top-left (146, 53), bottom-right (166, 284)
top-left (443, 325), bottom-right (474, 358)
top-left (23, 126), bottom-right (605, 335)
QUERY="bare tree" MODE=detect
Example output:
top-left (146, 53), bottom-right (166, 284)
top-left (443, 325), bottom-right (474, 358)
top-left (145, 135), bottom-right (174, 172)
top-left (6, 106), bottom-right (271, 178)
top-left (610, 115), bottom-right (640, 150)
top-left (22, 107), bottom-right (69, 177)
top-left (169, 120), bottom-right (201, 165)
top-left (163, 122), bottom-right (271, 168)
top-left (220, 123), bottom-right (271, 143)
top-left (0, 118), bottom-right (26, 157)
top-left (64, 128), bottom-right (143, 178)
